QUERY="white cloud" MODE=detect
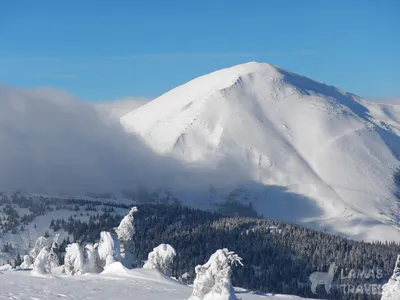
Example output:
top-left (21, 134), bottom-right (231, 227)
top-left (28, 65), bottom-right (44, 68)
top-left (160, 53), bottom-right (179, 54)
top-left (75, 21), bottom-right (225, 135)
top-left (95, 97), bottom-right (151, 119)
top-left (0, 85), bottom-right (252, 195)
top-left (370, 96), bottom-right (400, 105)
top-left (0, 86), bottom-right (181, 194)
top-left (384, 97), bottom-right (400, 104)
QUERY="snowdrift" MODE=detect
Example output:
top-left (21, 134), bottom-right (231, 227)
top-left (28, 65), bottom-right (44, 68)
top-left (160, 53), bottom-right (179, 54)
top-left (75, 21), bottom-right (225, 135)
top-left (0, 265), bottom-right (312, 300)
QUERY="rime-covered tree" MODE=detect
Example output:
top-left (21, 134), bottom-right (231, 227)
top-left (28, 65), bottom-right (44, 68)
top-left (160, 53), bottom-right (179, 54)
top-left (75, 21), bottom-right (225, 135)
top-left (63, 243), bottom-right (84, 275)
top-left (143, 244), bottom-right (176, 276)
top-left (382, 254), bottom-right (400, 300)
top-left (20, 255), bottom-right (33, 269)
top-left (114, 206), bottom-right (137, 268)
top-left (83, 243), bottom-right (103, 274)
top-left (31, 247), bottom-right (51, 275)
top-left (396, 255), bottom-right (400, 272)
top-left (97, 231), bottom-right (121, 267)
top-left (204, 267), bottom-right (236, 300)
top-left (49, 233), bottom-right (60, 267)
top-left (179, 272), bottom-right (191, 284)
top-left (189, 264), bottom-right (214, 300)
top-left (29, 236), bottom-right (48, 261)
top-left (189, 249), bottom-right (242, 300)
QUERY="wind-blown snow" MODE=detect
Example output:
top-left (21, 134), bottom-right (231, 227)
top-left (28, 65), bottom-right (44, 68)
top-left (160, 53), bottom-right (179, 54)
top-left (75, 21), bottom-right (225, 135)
top-left (121, 62), bottom-right (400, 242)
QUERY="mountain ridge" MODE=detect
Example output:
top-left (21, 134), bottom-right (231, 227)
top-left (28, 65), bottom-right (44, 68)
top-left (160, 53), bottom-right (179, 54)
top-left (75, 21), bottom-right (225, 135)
top-left (121, 61), bottom-right (400, 242)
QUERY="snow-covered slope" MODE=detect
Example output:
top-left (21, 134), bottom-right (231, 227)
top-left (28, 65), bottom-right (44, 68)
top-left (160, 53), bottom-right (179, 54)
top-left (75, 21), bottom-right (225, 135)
top-left (0, 265), bottom-right (312, 300)
top-left (121, 62), bottom-right (400, 242)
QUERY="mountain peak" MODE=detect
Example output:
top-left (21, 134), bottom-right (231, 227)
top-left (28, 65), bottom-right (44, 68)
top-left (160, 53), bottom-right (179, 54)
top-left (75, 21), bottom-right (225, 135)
top-left (120, 62), bottom-right (400, 242)
top-left (219, 61), bottom-right (278, 74)
top-left (120, 61), bottom-right (356, 138)
top-left (121, 62), bottom-right (281, 130)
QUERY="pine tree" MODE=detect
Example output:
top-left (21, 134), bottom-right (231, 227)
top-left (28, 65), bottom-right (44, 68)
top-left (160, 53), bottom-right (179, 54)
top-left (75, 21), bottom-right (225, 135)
top-left (143, 244), bottom-right (176, 276)
top-left (63, 243), bottom-right (84, 275)
top-left (97, 231), bottom-right (121, 267)
top-left (29, 236), bottom-right (48, 260)
top-left (20, 255), bottom-right (33, 268)
top-left (31, 247), bottom-right (51, 275)
top-left (189, 249), bottom-right (242, 300)
top-left (114, 206), bottom-right (137, 268)
top-left (83, 243), bottom-right (103, 274)
top-left (393, 254), bottom-right (400, 278)
top-left (48, 233), bottom-right (60, 267)
top-left (15, 253), bottom-right (22, 266)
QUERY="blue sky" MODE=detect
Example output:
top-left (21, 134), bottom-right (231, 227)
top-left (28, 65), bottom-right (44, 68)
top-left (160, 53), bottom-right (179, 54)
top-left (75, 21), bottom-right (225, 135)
top-left (1, 0), bottom-right (399, 101)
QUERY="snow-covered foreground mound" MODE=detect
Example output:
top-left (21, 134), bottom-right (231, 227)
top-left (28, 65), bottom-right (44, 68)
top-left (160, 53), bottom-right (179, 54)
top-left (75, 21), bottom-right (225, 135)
top-left (122, 62), bottom-right (400, 242)
top-left (0, 264), bottom-right (311, 300)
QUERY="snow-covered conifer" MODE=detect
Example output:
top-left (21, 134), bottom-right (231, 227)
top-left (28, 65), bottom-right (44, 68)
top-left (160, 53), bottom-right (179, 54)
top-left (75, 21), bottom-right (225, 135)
top-left (29, 236), bottom-right (48, 261)
top-left (393, 255), bottom-right (400, 277)
top-left (189, 265), bottom-right (214, 300)
top-left (382, 254), bottom-right (400, 300)
top-left (49, 233), bottom-right (60, 267)
top-left (143, 244), bottom-right (176, 276)
top-left (31, 247), bottom-right (51, 275)
top-left (189, 249), bottom-right (242, 300)
top-left (114, 206), bottom-right (137, 268)
top-left (83, 243), bottom-right (103, 274)
top-left (204, 267), bottom-right (236, 300)
top-left (20, 255), bottom-right (33, 269)
top-left (63, 243), bottom-right (84, 275)
top-left (97, 231), bottom-right (121, 268)
top-left (179, 272), bottom-right (191, 284)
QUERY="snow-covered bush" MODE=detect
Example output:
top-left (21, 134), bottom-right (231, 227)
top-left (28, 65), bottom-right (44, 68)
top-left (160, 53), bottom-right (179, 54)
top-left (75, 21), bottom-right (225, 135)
top-left (31, 247), bottom-right (51, 275)
top-left (63, 243), bottom-right (84, 275)
top-left (29, 236), bottom-right (48, 261)
top-left (188, 248), bottom-right (243, 300)
top-left (382, 254), bottom-right (400, 300)
top-left (83, 243), bottom-right (103, 274)
top-left (97, 231), bottom-right (121, 268)
top-left (143, 243), bottom-right (176, 276)
top-left (114, 206), bottom-right (137, 268)
top-left (0, 264), bottom-right (12, 272)
top-left (20, 255), bottom-right (33, 269)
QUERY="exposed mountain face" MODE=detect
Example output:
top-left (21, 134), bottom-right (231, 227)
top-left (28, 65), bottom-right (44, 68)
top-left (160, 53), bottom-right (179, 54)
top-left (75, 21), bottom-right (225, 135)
top-left (121, 62), bottom-right (400, 242)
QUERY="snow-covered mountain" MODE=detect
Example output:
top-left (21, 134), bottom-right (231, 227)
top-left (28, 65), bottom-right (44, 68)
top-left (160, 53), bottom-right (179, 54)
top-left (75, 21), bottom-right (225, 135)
top-left (121, 62), bottom-right (400, 242)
